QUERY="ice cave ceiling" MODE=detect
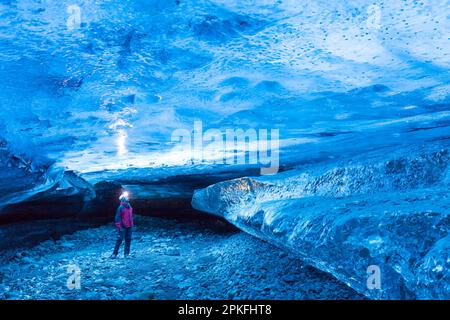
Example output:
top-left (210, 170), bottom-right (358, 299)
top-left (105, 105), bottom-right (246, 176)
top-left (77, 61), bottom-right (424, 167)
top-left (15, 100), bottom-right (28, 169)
top-left (1, 0), bottom-right (450, 300)
top-left (0, 0), bottom-right (449, 204)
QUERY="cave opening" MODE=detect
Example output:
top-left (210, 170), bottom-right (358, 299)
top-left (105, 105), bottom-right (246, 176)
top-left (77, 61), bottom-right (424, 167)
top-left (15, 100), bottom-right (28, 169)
top-left (0, 172), bottom-right (242, 253)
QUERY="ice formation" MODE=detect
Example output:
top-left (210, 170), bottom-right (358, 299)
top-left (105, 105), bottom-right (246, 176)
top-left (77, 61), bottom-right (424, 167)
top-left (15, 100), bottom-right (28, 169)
top-left (0, 0), bottom-right (449, 299)
top-left (192, 147), bottom-right (450, 299)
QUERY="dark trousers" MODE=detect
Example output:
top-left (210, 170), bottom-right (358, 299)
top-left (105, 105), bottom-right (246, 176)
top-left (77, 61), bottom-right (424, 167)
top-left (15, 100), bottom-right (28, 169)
top-left (113, 227), bottom-right (132, 256)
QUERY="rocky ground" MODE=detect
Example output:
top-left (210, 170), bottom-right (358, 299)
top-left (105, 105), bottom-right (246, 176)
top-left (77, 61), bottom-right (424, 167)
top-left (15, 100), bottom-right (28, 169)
top-left (0, 215), bottom-right (363, 300)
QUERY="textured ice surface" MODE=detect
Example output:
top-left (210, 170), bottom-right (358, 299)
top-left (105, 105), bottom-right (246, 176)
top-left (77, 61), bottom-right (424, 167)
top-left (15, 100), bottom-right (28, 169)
top-left (192, 147), bottom-right (450, 299)
top-left (0, 0), bottom-right (449, 298)
top-left (1, 0), bottom-right (449, 182)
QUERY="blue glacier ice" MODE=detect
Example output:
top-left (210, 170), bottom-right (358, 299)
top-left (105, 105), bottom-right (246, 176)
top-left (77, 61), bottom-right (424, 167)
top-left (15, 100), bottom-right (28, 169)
top-left (192, 146), bottom-right (450, 299)
top-left (0, 0), bottom-right (449, 299)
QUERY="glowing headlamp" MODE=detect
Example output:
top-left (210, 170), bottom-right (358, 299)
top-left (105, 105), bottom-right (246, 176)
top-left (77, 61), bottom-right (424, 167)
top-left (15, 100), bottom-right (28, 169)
top-left (119, 191), bottom-right (129, 201)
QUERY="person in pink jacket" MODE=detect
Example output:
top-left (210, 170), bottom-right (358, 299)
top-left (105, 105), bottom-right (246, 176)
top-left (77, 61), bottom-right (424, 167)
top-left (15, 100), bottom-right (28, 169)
top-left (111, 192), bottom-right (134, 258)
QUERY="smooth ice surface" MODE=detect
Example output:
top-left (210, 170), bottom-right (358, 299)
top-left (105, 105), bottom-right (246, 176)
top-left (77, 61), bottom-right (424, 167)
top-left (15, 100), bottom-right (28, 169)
top-left (192, 146), bottom-right (450, 299)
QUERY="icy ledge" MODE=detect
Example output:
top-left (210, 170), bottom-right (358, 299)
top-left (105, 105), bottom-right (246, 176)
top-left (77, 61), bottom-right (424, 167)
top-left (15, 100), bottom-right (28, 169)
top-left (192, 149), bottom-right (450, 299)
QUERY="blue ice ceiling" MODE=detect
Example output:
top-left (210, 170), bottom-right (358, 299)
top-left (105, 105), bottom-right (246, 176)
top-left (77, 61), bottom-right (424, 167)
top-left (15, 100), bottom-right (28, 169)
top-left (1, 0), bottom-right (450, 300)
top-left (1, 0), bottom-right (449, 177)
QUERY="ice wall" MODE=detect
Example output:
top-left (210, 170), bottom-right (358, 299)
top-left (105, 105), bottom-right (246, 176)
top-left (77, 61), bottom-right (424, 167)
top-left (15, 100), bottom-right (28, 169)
top-left (192, 147), bottom-right (450, 299)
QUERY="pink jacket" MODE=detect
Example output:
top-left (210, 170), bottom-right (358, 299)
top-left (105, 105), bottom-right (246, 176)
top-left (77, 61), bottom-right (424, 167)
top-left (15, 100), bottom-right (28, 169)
top-left (115, 202), bottom-right (134, 229)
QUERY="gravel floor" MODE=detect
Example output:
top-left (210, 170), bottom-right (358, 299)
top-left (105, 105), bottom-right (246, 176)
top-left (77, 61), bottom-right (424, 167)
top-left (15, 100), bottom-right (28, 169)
top-left (0, 215), bottom-right (363, 300)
